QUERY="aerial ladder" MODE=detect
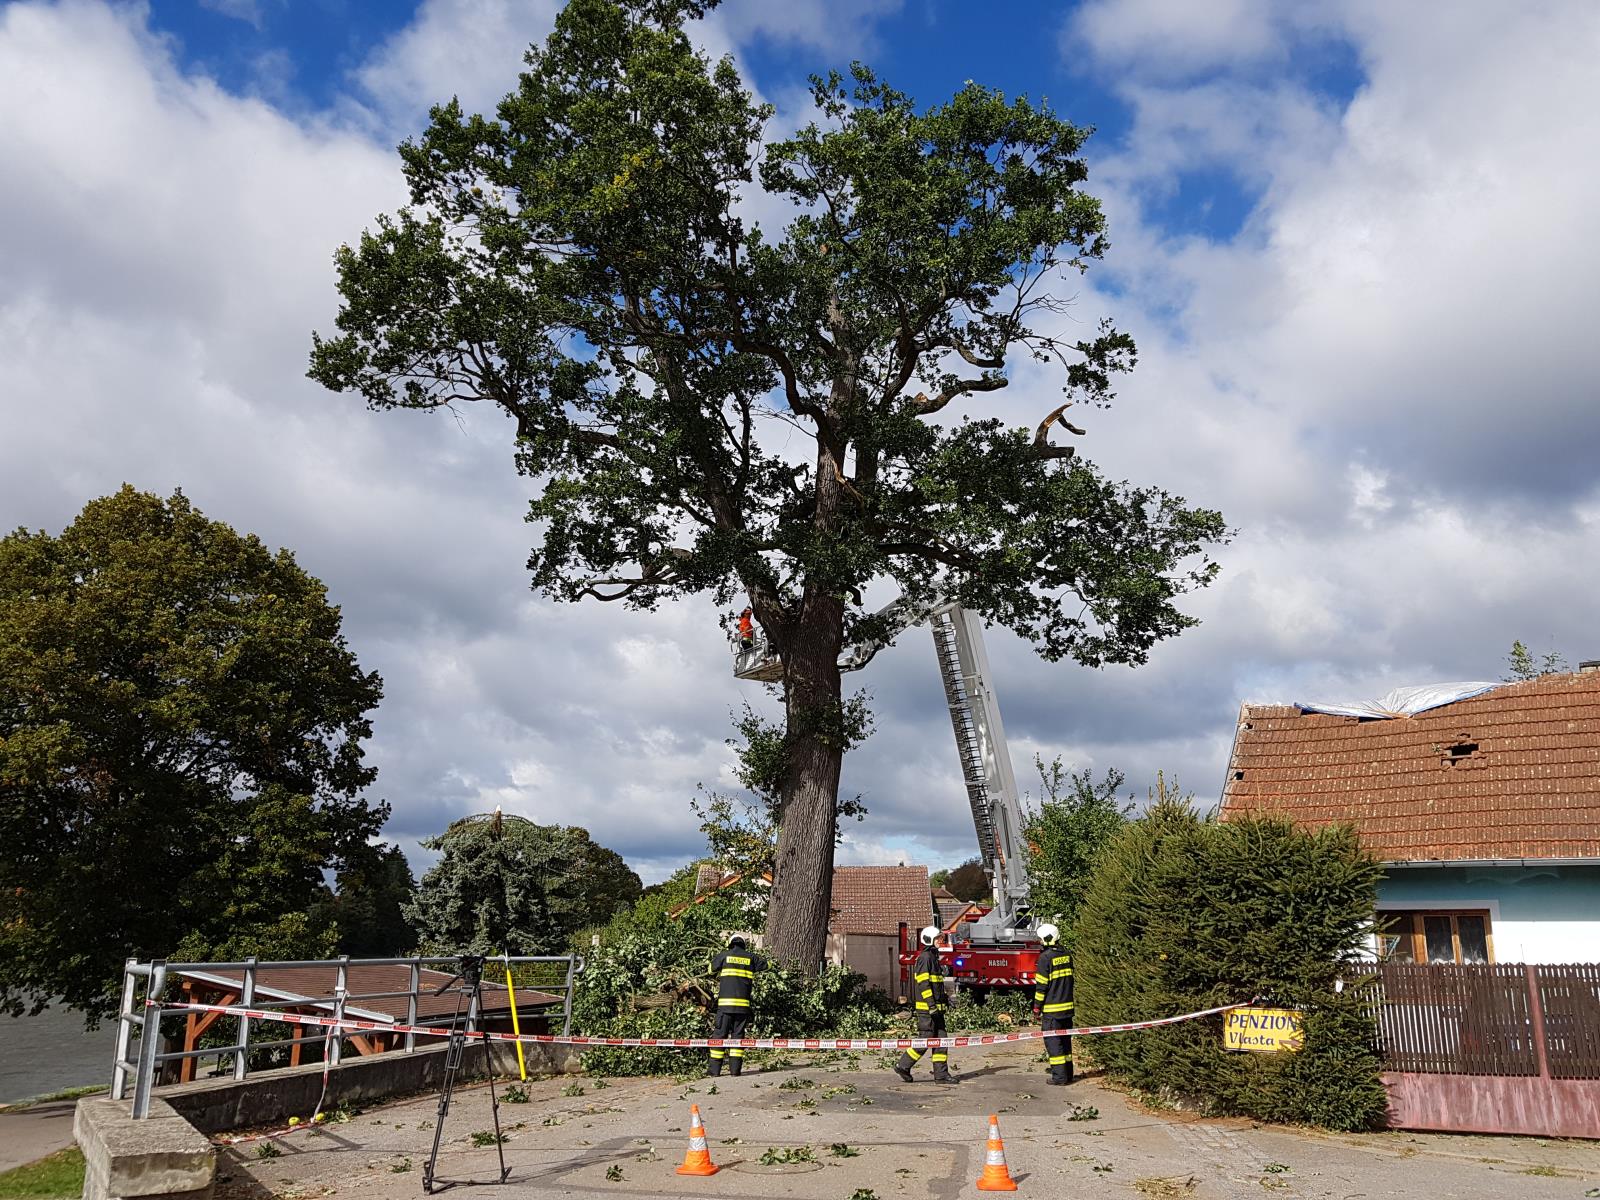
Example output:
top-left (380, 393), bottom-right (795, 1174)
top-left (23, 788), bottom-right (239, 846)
top-left (733, 598), bottom-right (1043, 993)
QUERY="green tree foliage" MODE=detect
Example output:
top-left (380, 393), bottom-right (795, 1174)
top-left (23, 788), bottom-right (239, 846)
top-left (1504, 639), bottom-right (1568, 681)
top-left (942, 858), bottom-right (990, 903)
top-left (309, 0), bottom-right (1226, 969)
top-left (0, 487), bottom-right (387, 1018)
top-left (321, 844), bottom-right (418, 957)
top-left (1075, 791), bottom-right (1387, 1131)
top-left (405, 814), bottom-right (640, 955)
top-left (571, 893), bottom-right (890, 1076)
top-left (1024, 758), bottom-right (1131, 941)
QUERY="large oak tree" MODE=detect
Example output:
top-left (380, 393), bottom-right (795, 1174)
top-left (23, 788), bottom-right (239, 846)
top-left (310, 0), bottom-right (1226, 969)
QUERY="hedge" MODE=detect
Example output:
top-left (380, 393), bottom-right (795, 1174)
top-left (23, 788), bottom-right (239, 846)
top-left (1075, 797), bottom-right (1388, 1131)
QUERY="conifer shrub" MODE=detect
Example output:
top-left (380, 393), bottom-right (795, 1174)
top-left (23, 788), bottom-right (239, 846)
top-left (1075, 796), bottom-right (1388, 1130)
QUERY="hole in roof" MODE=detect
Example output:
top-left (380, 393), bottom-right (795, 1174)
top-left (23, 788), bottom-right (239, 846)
top-left (1233, 770), bottom-right (1245, 780)
top-left (1445, 742), bottom-right (1479, 763)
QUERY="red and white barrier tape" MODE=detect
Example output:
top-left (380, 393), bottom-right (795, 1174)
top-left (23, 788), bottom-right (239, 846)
top-left (149, 998), bottom-right (1247, 1050)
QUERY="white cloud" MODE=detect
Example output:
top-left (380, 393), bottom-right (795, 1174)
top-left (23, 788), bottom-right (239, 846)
top-left (1065, 0), bottom-right (1310, 78)
top-left (199, 0), bottom-right (265, 30)
top-left (4, 0), bottom-right (1599, 896)
top-left (353, 0), bottom-right (560, 130)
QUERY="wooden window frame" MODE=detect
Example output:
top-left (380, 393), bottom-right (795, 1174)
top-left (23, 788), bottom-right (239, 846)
top-left (1378, 908), bottom-right (1495, 964)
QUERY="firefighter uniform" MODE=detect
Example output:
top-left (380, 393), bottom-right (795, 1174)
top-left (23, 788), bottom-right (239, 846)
top-left (1033, 940), bottom-right (1074, 1084)
top-left (895, 943), bottom-right (956, 1082)
top-left (707, 940), bottom-right (764, 1076)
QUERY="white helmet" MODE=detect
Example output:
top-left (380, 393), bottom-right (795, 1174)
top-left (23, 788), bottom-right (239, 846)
top-left (919, 925), bottom-right (940, 946)
top-left (1037, 923), bottom-right (1060, 946)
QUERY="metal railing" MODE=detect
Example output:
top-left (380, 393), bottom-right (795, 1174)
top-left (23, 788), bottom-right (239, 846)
top-left (113, 954), bottom-right (582, 1118)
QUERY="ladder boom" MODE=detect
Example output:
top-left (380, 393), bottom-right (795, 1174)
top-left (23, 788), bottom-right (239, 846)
top-left (732, 595), bottom-right (1034, 938)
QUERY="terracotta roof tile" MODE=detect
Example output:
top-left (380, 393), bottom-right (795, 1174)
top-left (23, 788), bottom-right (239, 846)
top-left (1220, 671), bottom-right (1600, 861)
top-left (828, 866), bottom-right (933, 936)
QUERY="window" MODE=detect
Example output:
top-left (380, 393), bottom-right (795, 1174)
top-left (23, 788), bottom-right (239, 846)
top-left (1379, 910), bottom-right (1493, 964)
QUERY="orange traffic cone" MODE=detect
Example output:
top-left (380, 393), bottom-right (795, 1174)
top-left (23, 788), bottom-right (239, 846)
top-left (675, 1103), bottom-right (719, 1177)
top-left (975, 1113), bottom-right (1018, 1191)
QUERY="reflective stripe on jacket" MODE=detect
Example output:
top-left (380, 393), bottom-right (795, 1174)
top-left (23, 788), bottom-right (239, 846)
top-left (912, 946), bottom-right (950, 1013)
top-left (711, 949), bottom-right (765, 1009)
top-left (1032, 944), bottom-right (1074, 1015)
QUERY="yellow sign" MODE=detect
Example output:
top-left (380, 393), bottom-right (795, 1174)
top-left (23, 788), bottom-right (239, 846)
top-left (1223, 1006), bottom-right (1303, 1053)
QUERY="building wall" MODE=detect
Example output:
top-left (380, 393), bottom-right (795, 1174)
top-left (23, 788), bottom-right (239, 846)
top-left (1378, 863), bottom-right (1600, 963)
top-left (825, 932), bottom-right (904, 1001)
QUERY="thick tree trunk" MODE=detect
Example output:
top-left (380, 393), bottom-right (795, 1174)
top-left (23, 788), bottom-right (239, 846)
top-left (763, 588), bottom-right (845, 971)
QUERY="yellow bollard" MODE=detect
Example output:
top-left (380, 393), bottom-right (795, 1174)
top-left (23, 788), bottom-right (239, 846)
top-left (503, 953), bottom-right (528, 1082)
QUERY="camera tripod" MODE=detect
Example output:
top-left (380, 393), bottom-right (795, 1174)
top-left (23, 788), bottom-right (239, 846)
top-left (421, 955), bottom-right (511, 1194)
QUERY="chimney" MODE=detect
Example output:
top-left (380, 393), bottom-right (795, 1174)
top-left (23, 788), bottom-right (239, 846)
top-left (1580, 660), bottom-right (1600, 674)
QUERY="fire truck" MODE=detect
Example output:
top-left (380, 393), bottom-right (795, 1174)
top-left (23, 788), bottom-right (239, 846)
top-left (734, 598), bottom-right (1044, 999)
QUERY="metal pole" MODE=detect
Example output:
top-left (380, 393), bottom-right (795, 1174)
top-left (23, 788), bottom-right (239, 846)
top-left (562, 956), bottom-right (576, 1037)
top-left (234, 957), bottom-right (256, 1081)
top-left (330, 957), bottom-right (349, 1067)
top-left (405, 959), bottom-right (420, 1053)
top-left (132, 960), bottom-right (168, 1120)
top-left (111, 959), bottom-right (139, 1100)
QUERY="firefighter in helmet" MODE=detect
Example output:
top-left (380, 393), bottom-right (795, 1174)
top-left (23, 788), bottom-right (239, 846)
top-left (1031, 922), bottom-right (1074, 1085)
top-left (708, 934), bottom-right (764, 1076)
top-left (894, 925), bottom-right (957, 1084)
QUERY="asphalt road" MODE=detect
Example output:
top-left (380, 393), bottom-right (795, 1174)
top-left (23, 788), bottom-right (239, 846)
top-left (212, 1044), bottom-right (1600, 1200)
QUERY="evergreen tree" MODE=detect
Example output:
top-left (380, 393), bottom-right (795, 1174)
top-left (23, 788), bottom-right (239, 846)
top-left (324, 844), bottom-right (418, 957)
top-left (405, 815), bottom-right (640, 955)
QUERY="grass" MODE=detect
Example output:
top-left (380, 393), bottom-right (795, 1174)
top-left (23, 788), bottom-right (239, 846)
top-left (1, 1086), bottom-right (108, 1112)
top-left (0, 1148), bottom-right (86, 1200)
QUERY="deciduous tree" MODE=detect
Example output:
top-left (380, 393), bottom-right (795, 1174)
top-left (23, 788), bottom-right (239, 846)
top-left (1504, 639), bottom-right (1567, 681)
top-left (0, 487), bottom-right (387, 1019)
top-left (1024, 758), bottom-right (1131, 940)
top-left (943, 858), bottom-right (991, 903)
top-left (310, 0), bottom-right (1226, 968)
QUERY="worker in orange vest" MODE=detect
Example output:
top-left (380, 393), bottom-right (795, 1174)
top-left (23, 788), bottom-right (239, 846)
top-left (737, 606), bottom-right (755, 649)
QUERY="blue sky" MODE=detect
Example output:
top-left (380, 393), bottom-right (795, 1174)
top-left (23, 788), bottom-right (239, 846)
top-left (142, 0), bottom-right (1364, 245)
top-left (4, 0), bottom-right (1599, 883)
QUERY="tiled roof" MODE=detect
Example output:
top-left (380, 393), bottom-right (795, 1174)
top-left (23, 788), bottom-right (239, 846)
top-left (176, 964), bottom-right (561, 1022)
top-left (937, 900), bottom-right (987, 931)
top-left (828, 865), bottom-right (934, 936)
top-left (1220, 670), bottom-right (1600, 862)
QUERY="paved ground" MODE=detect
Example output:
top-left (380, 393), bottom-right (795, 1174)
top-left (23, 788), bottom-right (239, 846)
top-left (0, 1101), bottom-right (79, 1173)
top-left (212, 1045), bottom-right (1600, 1200)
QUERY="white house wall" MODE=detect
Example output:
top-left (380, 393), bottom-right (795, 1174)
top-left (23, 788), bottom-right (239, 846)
top-left (1378, 864), bottom-right (1600, 964)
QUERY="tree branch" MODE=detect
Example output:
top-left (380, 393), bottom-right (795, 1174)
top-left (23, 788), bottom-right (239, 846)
top-left (1033, 400), bottom-right (1087, 448)
top-left (910, 374), bottom-right (1008, 415)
